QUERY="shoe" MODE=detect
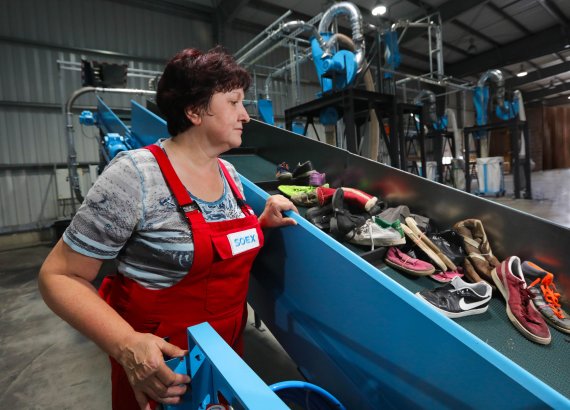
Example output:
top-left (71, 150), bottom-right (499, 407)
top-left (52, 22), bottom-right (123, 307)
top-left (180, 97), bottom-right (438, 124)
top-left (405, 218), bottom-right (456, 271)
top-left (308, 171), bottom-right (326, 187)
top-left (305, 204), bottom-right (333, 231)
top-left (292, 161), bottom-right (314, 179)
top-left (278, 185), bottom-right (316, 197)
top-left (276, 162), bottom-right (292, 180)
top-left (430, 268), bottom-right (465, 283)
top-left (453, 219), bottom-right (500, 284)
top-left (416, 276), bottom-right (492, 318)
top-left (329, 188), bottom-right (367, 239)
top-left (316, 186), bottom-right (383, 214)
top-left (492, 256), bottom-right (551, 345)
top-left (528, 273), bottom-right (570, 334)
top-left (402, 219), bottom-right (447, 272)
top-left (346, 218), bottom-right (406, 249)
top-left (523, 261), bottom-right (569, 305)
top-left (521, 261), bottom-right (548, 280)
top-left (384, 247), bottom-right (435, 276)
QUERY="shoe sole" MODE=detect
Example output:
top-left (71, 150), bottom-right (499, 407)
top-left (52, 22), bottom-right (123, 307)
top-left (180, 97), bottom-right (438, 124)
top-left (543, 315), bottom-right (570, 334)
top-left (491, 268), bottom-right (552, 345)
top-left (385, 258), bottom-right (435, 276)
top-left (415, 292), bottom-right (489, 318)
top-left (349, 236), bottom-right (406, 248)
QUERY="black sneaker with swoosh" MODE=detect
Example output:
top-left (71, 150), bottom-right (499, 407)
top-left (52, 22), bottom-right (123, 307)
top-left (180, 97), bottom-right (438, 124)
top-left (416, 277), bottom-right (492, 318)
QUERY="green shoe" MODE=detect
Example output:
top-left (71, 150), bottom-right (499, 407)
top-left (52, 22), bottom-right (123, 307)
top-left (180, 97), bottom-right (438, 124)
top-left (278, 184), bottom-right (328, 198)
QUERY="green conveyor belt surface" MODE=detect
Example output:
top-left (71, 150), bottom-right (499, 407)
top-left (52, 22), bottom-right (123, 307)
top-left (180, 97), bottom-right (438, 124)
top-left (224, 153), bottom-right (570, 400)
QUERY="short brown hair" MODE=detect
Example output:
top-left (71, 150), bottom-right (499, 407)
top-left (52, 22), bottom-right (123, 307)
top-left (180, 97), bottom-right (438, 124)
top-left (156, 46), bottom-right (251, 136)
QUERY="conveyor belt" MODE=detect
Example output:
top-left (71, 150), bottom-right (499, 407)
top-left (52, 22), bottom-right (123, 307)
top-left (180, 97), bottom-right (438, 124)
top-left (223, 152), bottom-right (570, 400)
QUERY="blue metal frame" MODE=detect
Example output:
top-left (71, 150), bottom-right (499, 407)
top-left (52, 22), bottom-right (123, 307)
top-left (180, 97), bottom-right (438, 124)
top-left (163, 322), bottom-right (289, 410)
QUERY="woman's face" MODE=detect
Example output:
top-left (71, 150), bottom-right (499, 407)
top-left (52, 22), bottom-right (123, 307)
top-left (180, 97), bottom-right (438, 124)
top-left (196, 88), bottom-right (250, 150)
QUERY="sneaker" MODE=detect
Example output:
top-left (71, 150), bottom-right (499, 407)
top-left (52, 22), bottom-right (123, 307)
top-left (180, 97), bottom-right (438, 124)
top-left (416, 276), bottom-right (492, 318)
top-left (492, 256), bottom-right (551, 345)
top-left (277, 185), bottom-right (316, 198)
top-left (523, 261), bottom-right (568, 305)
top-left (308, 171), bottom-right (326, 187)
top-left (528, 273), bottom-right (570, 334)
top-left (346, 218), bottom-right (406, 249)
top-left (384, 247), bottom-right (435, 276)
top-left (276, 162), bottom-right (292, 180)
top-left (292, 160), bottom-right (314, 179)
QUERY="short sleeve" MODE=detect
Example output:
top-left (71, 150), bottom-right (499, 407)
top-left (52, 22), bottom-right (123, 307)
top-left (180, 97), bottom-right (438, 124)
top-left (63, 152), bottom-right (144, 259)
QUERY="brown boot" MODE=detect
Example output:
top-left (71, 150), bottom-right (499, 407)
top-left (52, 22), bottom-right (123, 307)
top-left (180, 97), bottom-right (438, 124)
top-left (453, 219), bottom-right (500, 285)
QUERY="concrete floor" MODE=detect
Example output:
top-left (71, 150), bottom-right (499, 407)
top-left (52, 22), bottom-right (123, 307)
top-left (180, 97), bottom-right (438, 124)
top-left (1, 168), bottom-right (569, 409)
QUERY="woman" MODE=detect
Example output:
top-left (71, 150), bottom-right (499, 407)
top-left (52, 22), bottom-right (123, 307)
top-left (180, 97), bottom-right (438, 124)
top-left (39, 47), bottom-right (298, 410)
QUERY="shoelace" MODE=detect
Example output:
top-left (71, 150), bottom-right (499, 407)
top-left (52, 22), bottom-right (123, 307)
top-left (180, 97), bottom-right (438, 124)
top-left (529, 273), bottom-right (565, 319)
top-left (519, 281), bottom-right (543, 325)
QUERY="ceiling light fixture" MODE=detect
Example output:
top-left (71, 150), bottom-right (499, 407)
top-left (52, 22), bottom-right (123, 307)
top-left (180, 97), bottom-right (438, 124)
top-left (371, 3), bottom-right (387, 16)
top-left (516, 64), bottom-right (528, 78)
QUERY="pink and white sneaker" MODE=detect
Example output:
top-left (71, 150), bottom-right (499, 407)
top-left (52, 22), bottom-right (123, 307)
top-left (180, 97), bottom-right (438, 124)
top-left (384, 247), bottom-right (435, 276)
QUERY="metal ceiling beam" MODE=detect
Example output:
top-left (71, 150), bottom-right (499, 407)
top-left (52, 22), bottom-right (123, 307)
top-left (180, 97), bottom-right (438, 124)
top-left (219, 0), bottom-right (251, 23)
top-left (486, 2), bottom-right (531, 35)
top-left (450, 19), bottom-right (500, 47)
top-left (248, 0), bottom-right (313, 22)
top-left (537, 0), bottom-right (570, 25)
top-left (523, 81), bottom-right (570, 102)
top-left (408, 0), bottom-right (487, 22)
top-left (112, 0), bottom-right (213, 22)
top-left (447, 25), bottom-right (570, 77)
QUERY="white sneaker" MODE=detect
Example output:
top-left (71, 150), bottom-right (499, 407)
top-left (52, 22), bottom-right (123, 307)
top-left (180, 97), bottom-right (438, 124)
top-left (346, 218), bottom-right (406, 248)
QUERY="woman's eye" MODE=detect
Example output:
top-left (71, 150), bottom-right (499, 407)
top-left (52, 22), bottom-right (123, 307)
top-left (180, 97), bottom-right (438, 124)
top-left (230, 101), bottom-right (239, 105)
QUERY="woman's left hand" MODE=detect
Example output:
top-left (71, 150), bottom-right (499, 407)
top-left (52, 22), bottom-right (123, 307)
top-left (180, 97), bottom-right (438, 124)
top-left (258, 195), bottom-right (299, 228)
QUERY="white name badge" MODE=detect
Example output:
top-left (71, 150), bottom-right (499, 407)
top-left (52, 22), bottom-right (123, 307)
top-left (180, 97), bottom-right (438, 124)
top-left (227, 228), bottom-right (259, 256)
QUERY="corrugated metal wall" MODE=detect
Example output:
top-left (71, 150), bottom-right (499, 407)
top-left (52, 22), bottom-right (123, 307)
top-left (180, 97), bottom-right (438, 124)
top-left (0, 0), bottom-right (216, 233)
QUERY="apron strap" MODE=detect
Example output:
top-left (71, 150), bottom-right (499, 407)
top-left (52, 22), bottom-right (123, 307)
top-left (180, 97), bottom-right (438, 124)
top-left (145, 144), bottom-right (205, 225)
top-left (217, 159), bottom-right (254, 216)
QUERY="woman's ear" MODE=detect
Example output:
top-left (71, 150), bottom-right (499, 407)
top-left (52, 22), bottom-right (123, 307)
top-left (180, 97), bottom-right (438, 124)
top-left (185, 108), bottom-right (202, 126)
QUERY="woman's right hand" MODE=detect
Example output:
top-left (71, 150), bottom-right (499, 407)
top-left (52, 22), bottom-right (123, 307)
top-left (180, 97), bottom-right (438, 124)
top-left (118, 332), bottom-right (191, 410)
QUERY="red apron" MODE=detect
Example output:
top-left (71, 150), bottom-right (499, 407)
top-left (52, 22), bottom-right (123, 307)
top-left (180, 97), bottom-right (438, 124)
top-left (100, 144), bottom-right (264, 410)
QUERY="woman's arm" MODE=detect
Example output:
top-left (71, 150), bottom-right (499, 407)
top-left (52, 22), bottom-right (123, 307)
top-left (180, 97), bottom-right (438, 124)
top-left (38, 240), bottom-right (190, 409)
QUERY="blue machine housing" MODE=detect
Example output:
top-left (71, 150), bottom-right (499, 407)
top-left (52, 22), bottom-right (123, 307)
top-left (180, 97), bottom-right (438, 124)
top-left (311, 33), bottom-right (358, 94)
top-left (90, 97), bottom-right (170, 161)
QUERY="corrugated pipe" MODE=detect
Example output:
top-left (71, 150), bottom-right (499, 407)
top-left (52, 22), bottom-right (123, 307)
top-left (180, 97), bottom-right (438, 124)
top-left (413, 89), bottom-right (437, 124)
top-left (318, 2), bottom-right (365, 72)
top-left (477, 69), bottom-right (505, 107)
top-left (282, 20), bottom-right (326, 50)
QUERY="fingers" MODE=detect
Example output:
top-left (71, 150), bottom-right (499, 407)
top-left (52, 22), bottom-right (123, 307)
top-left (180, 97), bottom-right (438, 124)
top-left (134, 390), bottom-right (152, 410)
top-left (159, 339), bottom-right (186, 359)
top-left (259, 195), bottom-right (300, 228)
top-left (156, 361), bottom-right (191, 386)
